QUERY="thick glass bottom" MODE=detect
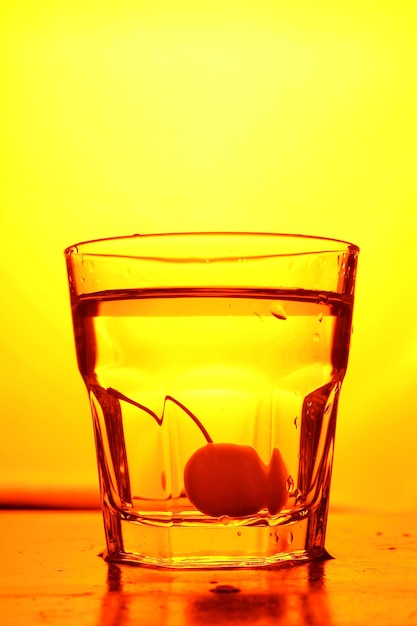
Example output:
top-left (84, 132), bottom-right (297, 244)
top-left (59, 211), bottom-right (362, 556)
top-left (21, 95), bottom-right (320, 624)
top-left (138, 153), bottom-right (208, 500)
top-left (101, 502), bottom-right (329, 569)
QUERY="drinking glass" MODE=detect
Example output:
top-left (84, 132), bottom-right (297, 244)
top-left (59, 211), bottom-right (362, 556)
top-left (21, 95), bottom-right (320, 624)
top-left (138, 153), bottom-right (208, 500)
top-left (65, 232), bottom-right (359, 568)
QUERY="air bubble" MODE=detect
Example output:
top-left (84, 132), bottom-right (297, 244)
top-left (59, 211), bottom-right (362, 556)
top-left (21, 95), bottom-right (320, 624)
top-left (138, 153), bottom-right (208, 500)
top-left (219, 516), bottom-right (231, 525)
top-left (318, 312), bottom-right (323, 323)
top-left (286, 475), bottom-right (295, 492)
top-left (287, 531), bottom-right (294, 544)
top-left (294, 489), bottom-right (303, 504)
top-left (294, 416), bottom-right (298, 429)
top-left (313, 333), bottom-right (320, 343)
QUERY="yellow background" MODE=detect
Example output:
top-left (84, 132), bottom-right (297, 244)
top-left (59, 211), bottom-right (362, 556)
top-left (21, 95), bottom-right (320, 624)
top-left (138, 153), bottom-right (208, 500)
top-left (1, 1), bottom-right (416, 511)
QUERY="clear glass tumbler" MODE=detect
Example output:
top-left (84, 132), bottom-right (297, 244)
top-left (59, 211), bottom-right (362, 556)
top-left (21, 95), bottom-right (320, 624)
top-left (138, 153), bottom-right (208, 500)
top-left (65, 232), bottom-right (359, 568)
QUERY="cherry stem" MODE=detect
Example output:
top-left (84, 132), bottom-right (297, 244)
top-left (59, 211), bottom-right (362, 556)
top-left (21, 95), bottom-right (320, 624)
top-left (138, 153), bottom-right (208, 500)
top-left (107, 388), bottom-right (213, 443)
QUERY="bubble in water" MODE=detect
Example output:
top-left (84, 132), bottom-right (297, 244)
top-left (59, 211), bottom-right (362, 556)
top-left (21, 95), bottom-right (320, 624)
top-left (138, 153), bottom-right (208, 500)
top-left (219, 516), bottom-right (231, 525)
top-left (271, 304), bottom-right (287, 320)
top-left (294, 489), bottom-right (303, 503)
top-left (313, 333), bottom-right (320, 343)
top-left (318, 312), bottom-right (323, 323)
top-left (286, 475), bottom-right (295, 492)
top-left (287, 531), bottom-right (294, 544)
top-left (294, 416), bottom-right (298, 429)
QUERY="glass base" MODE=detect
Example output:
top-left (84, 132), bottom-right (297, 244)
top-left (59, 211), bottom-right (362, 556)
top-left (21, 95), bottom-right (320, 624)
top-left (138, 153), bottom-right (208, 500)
top-left (101, 502), bottom-right (330, 569)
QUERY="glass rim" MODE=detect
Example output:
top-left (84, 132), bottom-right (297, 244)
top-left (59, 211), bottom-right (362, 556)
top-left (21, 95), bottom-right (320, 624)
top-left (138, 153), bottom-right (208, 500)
top-left (64, 232), bottom-right (359, 257)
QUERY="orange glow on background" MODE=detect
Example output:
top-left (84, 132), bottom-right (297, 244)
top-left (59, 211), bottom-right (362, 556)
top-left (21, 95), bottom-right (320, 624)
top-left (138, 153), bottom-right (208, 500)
top-left (1, 1), bottom-right (416, 512)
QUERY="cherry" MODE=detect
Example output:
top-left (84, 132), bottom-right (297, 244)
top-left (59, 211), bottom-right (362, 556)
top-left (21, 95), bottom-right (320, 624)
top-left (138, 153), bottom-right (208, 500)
top-left (184, 443), bottom-right (288, 518)
top-left (105, 389), bottom-right (289, 518)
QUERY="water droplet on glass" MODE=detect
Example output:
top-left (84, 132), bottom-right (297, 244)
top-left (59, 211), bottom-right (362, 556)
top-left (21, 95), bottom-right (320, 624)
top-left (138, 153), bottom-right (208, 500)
top-left (271, 304), bottom-right (287, 320)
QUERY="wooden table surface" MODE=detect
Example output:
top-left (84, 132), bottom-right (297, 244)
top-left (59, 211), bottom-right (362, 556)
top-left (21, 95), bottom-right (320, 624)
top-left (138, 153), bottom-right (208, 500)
top-left (1, 509), bottom-right (416, 625)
